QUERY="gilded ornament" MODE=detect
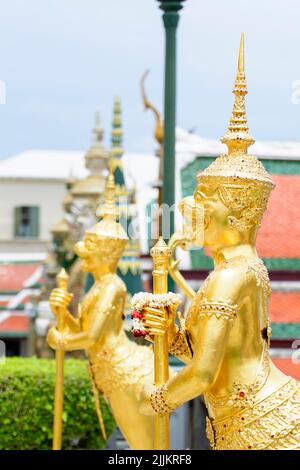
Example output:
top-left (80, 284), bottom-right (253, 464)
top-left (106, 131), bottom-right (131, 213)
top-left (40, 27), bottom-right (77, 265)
top-left (138, 34), bottom-right (300, 451)
top-left (48, 171), bottom-right (160, 450)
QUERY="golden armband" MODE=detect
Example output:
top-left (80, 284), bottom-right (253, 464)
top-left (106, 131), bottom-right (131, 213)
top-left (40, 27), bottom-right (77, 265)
top-left (150, 384), bottom-right (178, 415)
top-left (198, 298), bottom-right (238, 322)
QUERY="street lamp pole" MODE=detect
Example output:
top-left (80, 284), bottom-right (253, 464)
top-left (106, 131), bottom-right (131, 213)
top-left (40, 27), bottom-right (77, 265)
top-left (157, 0), bottom-right (185, 241)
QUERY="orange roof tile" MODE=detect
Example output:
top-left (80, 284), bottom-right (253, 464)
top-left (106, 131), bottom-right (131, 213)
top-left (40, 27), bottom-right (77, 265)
top-left (269, 292), bottom-right (300, 323)
top-left (272, 357), bottom-right (300, 381)
top-left (0, 264), bottom-right (40, 291)
top-left (257, 175), bottom-right (300, 258)
top-left (0, 315), bottom-right (29, 333)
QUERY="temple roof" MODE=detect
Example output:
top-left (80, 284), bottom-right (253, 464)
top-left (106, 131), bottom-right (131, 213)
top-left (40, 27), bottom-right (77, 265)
top-left (1, 127), bottom-right (300, 181)
top-left (272, 358), bottom-right (300, 381)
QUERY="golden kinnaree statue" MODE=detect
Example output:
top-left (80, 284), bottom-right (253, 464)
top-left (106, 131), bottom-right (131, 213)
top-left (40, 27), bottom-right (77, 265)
top-left (47, 170), bottom-right (157, 450)
top-left (138, 34), bottom-right (300, 450)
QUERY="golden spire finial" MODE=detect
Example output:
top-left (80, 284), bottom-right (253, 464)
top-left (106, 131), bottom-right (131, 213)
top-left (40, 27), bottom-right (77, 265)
top-left (221, 33), bottom-right (255, 155)
top-left (96, 163), bottom-right (118, 219)
top-left (198, 34), bottom-right (274, 190)
top-left (141, 70), bottom-right (164, 145)
top-left (238, 32), bottom-right (244, 73)
top-left (56, 268), bottom-right (69, 291)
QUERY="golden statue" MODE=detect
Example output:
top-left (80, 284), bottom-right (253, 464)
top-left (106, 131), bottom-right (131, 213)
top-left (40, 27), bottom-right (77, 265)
top-left (47, 170), bottom-right (157, 450)
top-left (138, 34), bottom-right (300, 450)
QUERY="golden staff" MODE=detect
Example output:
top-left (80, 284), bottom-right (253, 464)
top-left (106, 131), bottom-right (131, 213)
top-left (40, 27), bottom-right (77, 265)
top-left (150, 237), bottom-right (170, 450)
top-left (52, 268), bottom-right (69, 450)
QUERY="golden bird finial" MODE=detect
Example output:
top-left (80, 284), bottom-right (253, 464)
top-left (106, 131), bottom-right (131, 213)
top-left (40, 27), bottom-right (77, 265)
top-left (141, 70), bottom-right (164, 145)
top-left (221, 33), bottom-right (255, 155)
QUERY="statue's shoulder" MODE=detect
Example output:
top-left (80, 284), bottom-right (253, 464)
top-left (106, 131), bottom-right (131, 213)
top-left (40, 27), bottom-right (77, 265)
top-left (210, 256), bottom-right (249, 285)
top-left (113, 274), bottom-right (127, 294)
top-left (99, 273), bottom-right (126, 297)
top-left (209, 255), bottom-right (270, 297)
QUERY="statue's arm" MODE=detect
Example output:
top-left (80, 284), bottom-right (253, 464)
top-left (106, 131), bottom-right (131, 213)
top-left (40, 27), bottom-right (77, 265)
top-left (49, 287), bottom-right (80, 333)
top-left (166, 316), bottom-right (233, 407)
top-left (141, 267), bottom-right (244, 414)
top-left (48, 283), bottom-right (120, 351)
top-left (165, 268), bottom-right (243, 407)
top-left (63, 310), bottom-right (81, 332)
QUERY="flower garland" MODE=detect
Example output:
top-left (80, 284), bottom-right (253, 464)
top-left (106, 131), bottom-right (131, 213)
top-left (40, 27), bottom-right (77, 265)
top-left (131, 292), bottom-right (182, 337)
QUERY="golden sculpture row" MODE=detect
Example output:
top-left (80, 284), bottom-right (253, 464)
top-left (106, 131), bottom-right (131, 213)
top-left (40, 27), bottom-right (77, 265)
top-left (47, 34), bottom-right (300, 450)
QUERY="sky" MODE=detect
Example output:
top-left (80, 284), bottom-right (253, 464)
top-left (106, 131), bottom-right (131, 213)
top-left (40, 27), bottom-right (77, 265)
top-left (0, 0), bottom-right (300, 160)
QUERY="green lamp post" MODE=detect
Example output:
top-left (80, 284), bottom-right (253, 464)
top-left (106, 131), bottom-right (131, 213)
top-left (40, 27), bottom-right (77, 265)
top-left (157, 0), bottom-right (185, 240)
top-left (157, 0), bottom-right (185, 293)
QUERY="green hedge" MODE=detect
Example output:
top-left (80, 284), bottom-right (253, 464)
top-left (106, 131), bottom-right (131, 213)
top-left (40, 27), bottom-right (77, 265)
top-left (0, 357), bottom-right (115, 450)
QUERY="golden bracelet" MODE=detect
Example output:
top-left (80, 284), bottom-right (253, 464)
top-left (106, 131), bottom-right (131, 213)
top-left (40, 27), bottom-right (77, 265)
top-left (57, 333), bottom-right (68, 351)
top-left (150, 384), bottom-right (178, 415)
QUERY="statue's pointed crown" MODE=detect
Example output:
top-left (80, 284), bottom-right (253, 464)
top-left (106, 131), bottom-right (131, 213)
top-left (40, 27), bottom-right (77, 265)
top-left (86, 163), bottom-right (128, 242)
top-left (197, 34), bottom-right (275, 189)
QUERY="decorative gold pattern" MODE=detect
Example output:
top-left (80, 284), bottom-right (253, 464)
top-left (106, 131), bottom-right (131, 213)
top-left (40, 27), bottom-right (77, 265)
top-left (118, 260), bottom-right (142, 276)
top-left (219, 255), bottom-right (271, 298)
top-left (206, 379), bottom-right (300, 450)
top-left (168, 329), bottom-right (193, 360)
top-left (218, 182), bottom-right (271, 230)
top-left (206, 416), bottom-right (216, 450)
top-left (205, 344), bottom-right (270, 409)
top-left (90, 341), bottom-right (154, 398)
top-left (198, 298), bottom-right (238, 322)
top-left (150, 384), bottom-right (178, 415)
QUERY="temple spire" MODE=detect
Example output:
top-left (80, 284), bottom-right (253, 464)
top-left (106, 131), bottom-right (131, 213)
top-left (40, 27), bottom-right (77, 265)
top-left (96, 163), bottom-right (118, 220)
top-left (238, 32), bottom-right (244, 73)
top-left (221, 33), bottom-right (255, 155)
top-left (111, 96), bottom-right (123, 159)
top-left (92, 108), bottom-right (104, 145)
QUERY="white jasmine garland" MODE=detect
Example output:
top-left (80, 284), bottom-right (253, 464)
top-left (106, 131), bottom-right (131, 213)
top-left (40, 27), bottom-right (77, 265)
top-left (131, 292), bottom-right (182, 337)
top-left (131, 292), bottom-right (182, 312)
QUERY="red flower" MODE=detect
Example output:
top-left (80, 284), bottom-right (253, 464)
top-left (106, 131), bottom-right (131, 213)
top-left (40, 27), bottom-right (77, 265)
top-left (131, 310), bottom-right (143, 320)
top-left (132, 329), bottom-right (147, 337)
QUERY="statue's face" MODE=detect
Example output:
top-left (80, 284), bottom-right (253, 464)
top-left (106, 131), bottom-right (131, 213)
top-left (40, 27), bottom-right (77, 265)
top-left (74, 234), bottom-right (102, 272)
top-left (194, 183), bottom-right (231, 248)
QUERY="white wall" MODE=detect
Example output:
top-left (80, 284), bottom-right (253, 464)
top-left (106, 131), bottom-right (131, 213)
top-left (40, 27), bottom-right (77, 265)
top-left (0, 178), bottom-right (65, 245)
